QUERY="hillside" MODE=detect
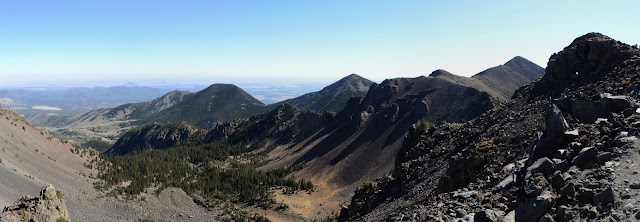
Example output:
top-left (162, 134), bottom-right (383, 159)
top-left (339, 33), bottom-right (640, 221)
top-left (275, 74), bottom-right (374, 112)
top-left (106, 121), bottom-right (206, 156)
top-left (27, 90), bottom-right (193, 143)
top-left (0, 104), bottom-right (218, 221)
top-left (430, 56), bottom-right (544, 101)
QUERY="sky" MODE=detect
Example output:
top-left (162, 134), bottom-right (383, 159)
top-left (0, 0), bottom-right (639, 87)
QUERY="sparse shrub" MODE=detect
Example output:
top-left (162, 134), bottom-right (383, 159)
top-left (56, 217), bottom-right (69, 222)
top-left (56, 190), bottom-right (65, 199)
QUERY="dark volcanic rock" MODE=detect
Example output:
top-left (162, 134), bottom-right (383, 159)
top-left (571, 147), bottom-right (598, 169)
top-left (528, 105), bottom-right (569, 164)
top-left (474, 209), bottom-right (503, 222)
top-left (593, 187), bottom-right (615, 205)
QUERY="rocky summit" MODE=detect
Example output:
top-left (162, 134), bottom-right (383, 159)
top-left (1, 184), bottom-right (70, 222)
top-left (339, 33), bottom-right (640, 221)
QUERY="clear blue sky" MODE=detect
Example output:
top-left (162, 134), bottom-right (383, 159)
top-left (0, 0), bottom-right (638, 87)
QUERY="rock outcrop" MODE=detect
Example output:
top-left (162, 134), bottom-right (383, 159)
top-left (1, 184), bottom-right (70, 222)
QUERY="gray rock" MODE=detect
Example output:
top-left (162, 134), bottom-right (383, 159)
top-left (528, 105), bottom-right (569, 164)
top-left (571, 147), bottom-right (598, 169)
top-left (454, 190), bottom-right (478, 199)
top-left (515, 191), bottom-right (556, 222)
top-left (501, 211), bottom-right (515, 222)
top-left (41, 184), bottom-right (56, 200)
top-left (525, 158), bottom-right (557, 180)
top-left (600, 94), bottom-right (631, 116)
top-left (564, 130), bottom-right (579, 140)
top-left (560, 183), bottom-right (576, 198)
top-left (552, 158), bottom-right (569, 172)
top-left (557, 205), bottom-right (576, 222)
top-left (493, 174), bottom-right (516, 192)
top-left (525, 174), bottom-right (549, 197)
top-left (474, 209), bottom-right (504, 222)
top-left (571, 100), bottom-right (604, 123)
top-left (630, 182), bottom-right (640, 189)
top-left (597, 152), bottom-right (613, 163)
top-left (551, 171), bottom-right (566, 192)
top-left (593, 187), bottom-right (615, 205)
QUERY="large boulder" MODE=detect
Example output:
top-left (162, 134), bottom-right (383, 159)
top-left (593, 187), bottom-right (615, 205)
top-left (515, 191), bottom-right (556, 222)
top-left (474, 209), bottom-right (504, 222)
top-left (600, 93), bottom-right (631, 116)
top-left (524, 157), bottom-right (557, 180)
top-left (571, 147), bottom-right (598, 169)
top-left (528, 105), bottom-right (569, 165)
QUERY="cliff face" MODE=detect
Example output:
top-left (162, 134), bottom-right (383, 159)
top-left (340, 33), bottom-right (640, 221)
top-left (1, 184), bottom-right (70, 222)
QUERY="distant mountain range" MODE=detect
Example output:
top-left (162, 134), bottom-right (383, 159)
top-left (0, 86), bottom-right (174, 115)
top-left (28, 74), bottom-right (376, 143)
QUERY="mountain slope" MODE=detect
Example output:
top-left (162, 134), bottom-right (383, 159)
top-left (145, 84), bottom-right (265, 127)
top-left (275, 74), bottom-right (374, 112)
top-left (27, 90), bottom-right (193, 142)
top-left (106, 122), bottom-right (206, 156)
top-left (340, 33), bottom-right (640, 221)
top-left (0, 104), bottom-right (219, 221)
top-left (430, 56), bottom-right (544, 101)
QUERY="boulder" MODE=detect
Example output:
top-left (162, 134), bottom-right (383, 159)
top-left (525, 174), bottom-right (549, 197)
top-left (474, 209), bottom-right (504, 222)
top-left (493, 174), bottom-right (516, 192)
top-left (571, 147), bottom-right (598, 169)
top-left (1, 184), bottom-right (70, 222)
top-left (528, 105), bottom-right (568, 164)
top-left (600, 93), bottom-right (631, 116)
top-left (593, 187), bottom-right (615, 205)
top-left (571, 100), bottom-right (603, 123)
top-left (524, 158), bottom-right (557, 180)
top-left (515, 191), bottom-right (556, 222)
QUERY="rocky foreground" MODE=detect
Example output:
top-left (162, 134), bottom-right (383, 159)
top-left (340, 33), bottom-right (640, 221)
top-left (1, 184), bottom-right (70, 222)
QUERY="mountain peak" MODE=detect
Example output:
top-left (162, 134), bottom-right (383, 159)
top-left (505, 56), bottom-right (532, 66)
top-left (429, 69), bottom-right (454, 77)
top-left (527, 32), bottom-right (640, 98)
top-left (344, 73), bottom-right (364, 80)
top-left (277, 74), bottom-right (374, 113)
